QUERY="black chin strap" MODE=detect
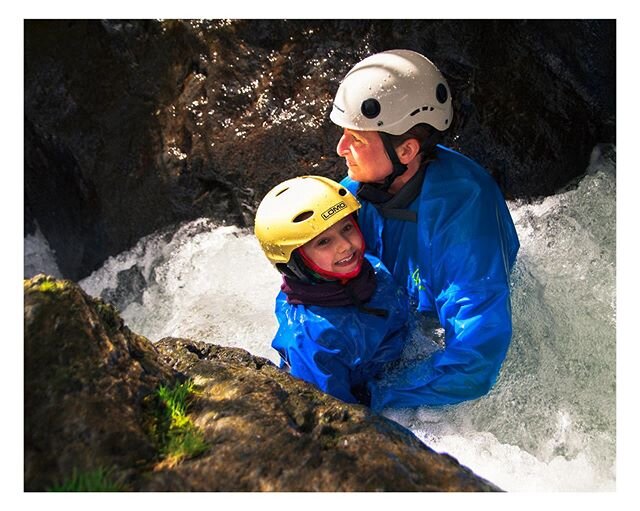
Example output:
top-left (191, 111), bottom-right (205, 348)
top-left (356, 130), bottom-right (442, 206)
top-left (379, 133), bottom-right (409, 190)
top-left (356, 133), bottom-right (408, 204)
top-left (277, 251), bottom-right (328, 284)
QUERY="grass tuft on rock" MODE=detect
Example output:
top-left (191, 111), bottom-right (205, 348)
top-left (153, 379), bottom-right (209, 466)
top-left (48, 467), bottom-right (124, 492)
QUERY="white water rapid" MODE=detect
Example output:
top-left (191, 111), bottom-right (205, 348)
top-left (71, 145), bottom-right (616, 491)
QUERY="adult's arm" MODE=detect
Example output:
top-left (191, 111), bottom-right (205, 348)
top-left (370, 175), bottom-right (518, 410)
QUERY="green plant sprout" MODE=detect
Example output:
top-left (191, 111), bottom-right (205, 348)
top-left (154, 379), bottom-right (209, 465)
top-left (48, 467), bottom-right (123, 492)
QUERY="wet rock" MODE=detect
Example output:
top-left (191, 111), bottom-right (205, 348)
top-left (24, 275), bottom-right (500, 492)
top-left (100, 264), bottom-right (147, 311)
top-left (24, 20), bottom-right (615, 280)
top-left (24, 274), bottom-right (176, 491)
top-left (147, 337), bottom-right (501, 491)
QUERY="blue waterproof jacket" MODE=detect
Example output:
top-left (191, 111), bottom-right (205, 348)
top-left (272, 254), bottom-right (408, 404)
top-left (342, 145), bottom-right (520, 410)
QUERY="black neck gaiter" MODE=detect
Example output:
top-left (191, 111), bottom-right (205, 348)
top-left (281, 256), bottom-right (380, 310)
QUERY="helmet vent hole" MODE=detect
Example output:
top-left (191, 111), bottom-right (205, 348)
top-left (293, 211), bottom-right (314, 223)
top-left (410, 108), bottom-right (420, 116)
top-left (436, 83), bottom-right (448, 104)
top-left (361, 98), bottom-right (381, 119)
top-left (275, 187), bottom-right (289, 197)
top-left (338, 188), bottom-right (347, 196)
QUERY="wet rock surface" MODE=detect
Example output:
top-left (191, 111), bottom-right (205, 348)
top-left (24, 274), bottom-right (177, 491)
top-left (24, 275), bottom-right (500, 492)
top-left (24, 19), bottom-right (615, 280)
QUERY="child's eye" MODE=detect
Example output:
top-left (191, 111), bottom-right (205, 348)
top-left (316, 238), bottom-right (330, 247)
top-left (342, 223), bottom-right (353, 233)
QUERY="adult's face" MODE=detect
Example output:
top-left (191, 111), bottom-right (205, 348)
top-left (336, 128), bottom-right (392, 184)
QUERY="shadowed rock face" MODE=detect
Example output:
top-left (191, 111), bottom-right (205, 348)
top-left (24, 19), bottom-right (615, 280)
top-left (147, 338), bottom-right (500, 491)
top-left (24, 275), bottom-right (500, 492)
top-left (23, 274), bottom-right (177, 491)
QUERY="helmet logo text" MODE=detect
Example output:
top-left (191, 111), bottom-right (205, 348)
top-left (321, 201), bottom-right (347, 220)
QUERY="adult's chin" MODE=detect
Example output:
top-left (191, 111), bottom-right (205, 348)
top-left (346, 167), bottom-right (361, 181)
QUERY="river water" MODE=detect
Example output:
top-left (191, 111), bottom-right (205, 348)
top-left (26, 145), bottom-right (616, 491)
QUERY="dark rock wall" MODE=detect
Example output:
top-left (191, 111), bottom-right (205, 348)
top-left (24, 19), bottom-right (615, 280)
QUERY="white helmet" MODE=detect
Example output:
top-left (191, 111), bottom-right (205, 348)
top-left (330, 49), bottom-right (453, 135)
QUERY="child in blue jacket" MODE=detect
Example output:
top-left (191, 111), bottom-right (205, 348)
top-left (254, 175), bottom-right (408, 405)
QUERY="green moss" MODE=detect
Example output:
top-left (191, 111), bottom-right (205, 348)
top-left (152, 380), bottom-right (209, 464)
top-left (48, 467), bottom-right (124, 492)
top-left (34, 279), bottom-right (68, 294)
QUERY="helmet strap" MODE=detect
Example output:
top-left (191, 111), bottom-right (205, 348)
top-left (356, 129), bottom-right (443, 205)
top-left (355, 132), bottom-right (407, 204)
top-left (379, 132), bottom-right (409, 190)
top-left (276, 254), bottom-right (314, 283)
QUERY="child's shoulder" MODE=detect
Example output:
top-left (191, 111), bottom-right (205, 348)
top-left (365, 253), bottom-right (406, 298)
top-left (364, 253), bottom-right (389, 277)
top-left (274, 289), bottom-right (341, 324)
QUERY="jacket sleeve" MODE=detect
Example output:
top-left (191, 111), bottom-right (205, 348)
top-left (370, 178), bottom-right (518, 410)
top-left (272, 300), bottom-right (359, 404)
top-left (286, 337), bottom-right (359, 404)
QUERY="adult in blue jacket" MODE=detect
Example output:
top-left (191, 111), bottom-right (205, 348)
top-left (255, 176), bottom-right (409, 405)
top-left (330, 49), bottom-right (520, 411)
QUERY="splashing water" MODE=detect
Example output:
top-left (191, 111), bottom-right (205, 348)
top-left (76, 146), bottom-right (616, 491)
top-left (24, 224), bottom-right (63, 279)
top-left (79, 220), bottom-right (282, 361)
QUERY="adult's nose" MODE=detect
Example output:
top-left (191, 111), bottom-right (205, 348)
top-left (336, 131), bottom-right (349, 156)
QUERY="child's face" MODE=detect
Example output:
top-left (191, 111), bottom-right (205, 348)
top-left (301, 217), bottom-right (364, 275)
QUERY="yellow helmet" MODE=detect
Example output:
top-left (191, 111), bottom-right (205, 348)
top-left (254, 175), bottom-right (361, 265)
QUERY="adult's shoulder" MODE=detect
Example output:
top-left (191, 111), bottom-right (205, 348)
top-left (427, 145), bottom-right (502, 196)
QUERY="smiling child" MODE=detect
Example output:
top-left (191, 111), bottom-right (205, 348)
top-left (254, 176), bottom-right (408, 405)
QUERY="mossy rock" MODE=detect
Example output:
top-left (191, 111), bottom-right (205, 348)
top-left (24, 276), bottom-right (500, 492)
top-left (142, 338), bottom-right (501, 491)
top-left (24, 274), bottom-right (177, 491)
